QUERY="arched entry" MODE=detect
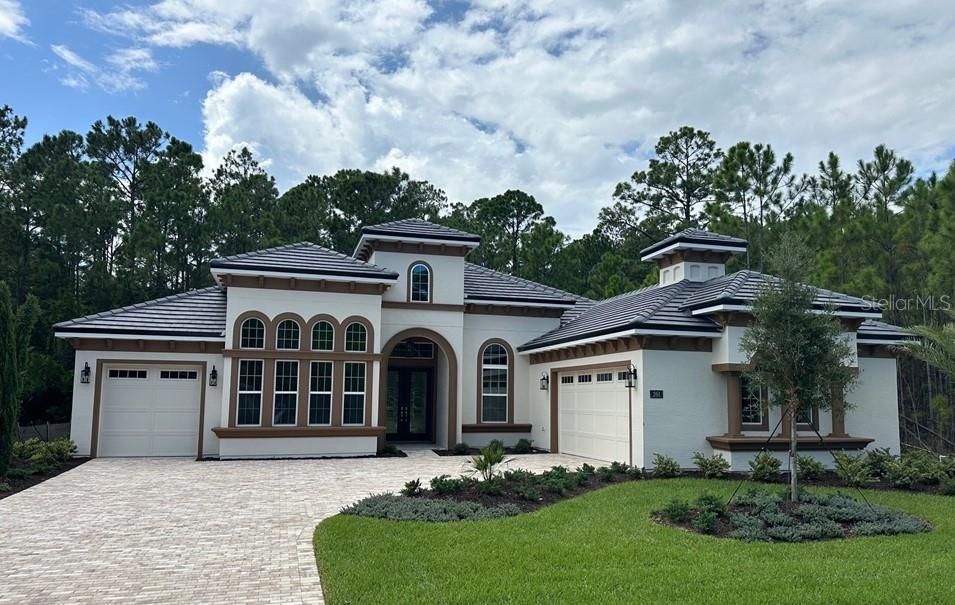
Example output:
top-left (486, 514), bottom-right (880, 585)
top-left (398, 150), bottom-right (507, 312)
top-left (379, 329), bottom-right (458, 449)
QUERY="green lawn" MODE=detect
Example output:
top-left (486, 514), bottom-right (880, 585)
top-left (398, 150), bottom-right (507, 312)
top-left (313, 479), bottom-right (955, 604)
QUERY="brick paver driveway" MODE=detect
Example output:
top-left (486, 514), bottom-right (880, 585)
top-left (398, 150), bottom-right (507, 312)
top-left (0, 449), bottom-right (593, 604)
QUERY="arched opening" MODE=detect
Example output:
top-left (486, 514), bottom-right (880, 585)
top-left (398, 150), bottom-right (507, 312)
top-left (379, 329), bottom-right (457, 449)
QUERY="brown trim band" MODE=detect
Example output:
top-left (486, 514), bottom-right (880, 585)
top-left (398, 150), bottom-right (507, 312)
top-left (222, 274), bottom-right (388, 295)
top-left (529, 335), bottom-right (711, 364)
top-left (461, 423), bottom-right (532, 433)
top-left (90, 359), bottom-right (208, 459)
top-left (476, 338), bottom-right (515, 424)
top-left (212, 426), bottom-right (385, 438)
top-left (69, 338), bottom-right (223, 353)
top-left (465, 304), bottom-right (566, 318)
top-left (223, 349), bottom-right (379, 361)
top-left (706, 435), bottom-right (873, 451)
top-left (383, 301), bottom-right (466, 312)
top-left (362, 240), bottom-right (472, 258)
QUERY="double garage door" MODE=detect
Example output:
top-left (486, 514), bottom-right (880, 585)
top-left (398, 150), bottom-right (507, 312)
top-left (557, 367), bottom-right (630, 463)
top-left (98, 365), bottom-right (202, 457)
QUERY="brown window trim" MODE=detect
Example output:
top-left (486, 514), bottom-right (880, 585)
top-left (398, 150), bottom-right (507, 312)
top-left (739, 375), bottom-right (769, 432)
top-left (406, 260), bottom-right (433, 304)
top-left (305, 314), bottom-right (339, 352)
top-left (233, 310), bottom-right (271, 350)
top-left (271, 313), bottom-right (306, 351)
top-left (340, 315), bottom-right (375, 353)
top-left (477, 338), bottom-right (515, 425)
top-left (90, 359), bottom-right (208, 459)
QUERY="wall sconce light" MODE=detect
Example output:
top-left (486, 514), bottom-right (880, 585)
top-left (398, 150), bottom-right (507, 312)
top-left (539, 372), bottom-right (549, 391)
top-left (624, 365), bottom-right (638, 389)
top-left (209, 366), bottom-right (218, 387)
top-left (80, 362), bottom-right (91, 384)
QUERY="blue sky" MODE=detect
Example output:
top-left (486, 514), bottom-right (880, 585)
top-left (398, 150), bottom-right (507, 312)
top-left (2, 1), bottom-right (954, 235)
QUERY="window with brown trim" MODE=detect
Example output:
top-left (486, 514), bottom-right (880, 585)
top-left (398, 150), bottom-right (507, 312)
top-left (240, 318), bottom-right (265, 349)
top-left (276, 319), bottom-right (301, 350)
top-left (309, 361), bottom-right (333, 425)
top-left (311, 321), bottom-right (334, 351)
top-left (343, 362), bottom-right (366, 425)
top-left (273, 360), bottom-right (298, 426)
top-left (409, 263), bottom-right (430, 302)
top-left (345, 322), bottom-right (368, 352)
top-left (481, 343), bottom-right (508, 423)
top-left (740, 374), bottom-right (767, 427)
top-left (237, 360), bottom-right (264, 426)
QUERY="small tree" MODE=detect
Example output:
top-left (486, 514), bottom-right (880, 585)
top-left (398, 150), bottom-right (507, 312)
top-left (739, 234), bottom-right (857, 502)
top-left (0, 282), bottom-right (39, 477)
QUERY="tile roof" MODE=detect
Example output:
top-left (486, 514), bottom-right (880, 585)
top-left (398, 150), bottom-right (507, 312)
top-left (640, 228), bottom-right (748, 259)
top-left (463, 263), bottom-right (584, 306)
top-left (54, 287), bottom-right (227, 338)
top-left (360, 218), bottom-right (481, 243)
top-left (210, 242), bottom-right (398, 280)
top-left (857, 319), bottom-right (911, 342)
top-left (680, 270), bottom-right (880, 314)
top-left (518, 281), bottom-right (722, 351)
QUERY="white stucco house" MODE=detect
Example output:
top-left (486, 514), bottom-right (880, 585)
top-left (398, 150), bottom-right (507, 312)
top-left (54, 220), bottom-right (907, 469)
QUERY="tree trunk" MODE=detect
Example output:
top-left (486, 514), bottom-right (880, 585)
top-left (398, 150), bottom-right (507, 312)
top-left (789, 400), bottom-right (799, 503)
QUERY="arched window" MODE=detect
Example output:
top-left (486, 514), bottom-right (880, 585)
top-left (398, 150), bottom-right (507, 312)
top-left (345, 322), bottom-right (368, 352)
top-left (481, 343), bottom-right (508, 423)
top-left (276, 319), bottom-right (300, 350)
top-left (409, 263), bottom-right (431, 302)
top-left (311, 320), bottom-right (334, 351)
top-left (240, 318), bottom-right (265, 349)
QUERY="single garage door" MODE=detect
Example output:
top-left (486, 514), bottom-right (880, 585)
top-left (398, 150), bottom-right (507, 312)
top-left (557, 368), bottom-right (630, 462)
top-left (98, 365), bottom-right (202, 457)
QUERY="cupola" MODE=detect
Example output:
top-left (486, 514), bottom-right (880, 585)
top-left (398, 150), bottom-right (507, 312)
top-left (639, 229), bottom-right (747, 286)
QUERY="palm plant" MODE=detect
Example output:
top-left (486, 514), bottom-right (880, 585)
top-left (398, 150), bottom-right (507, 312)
top-left (901, 311), bottom-right (955, 376)
top-left (468, 442), bottom-right (513, 481)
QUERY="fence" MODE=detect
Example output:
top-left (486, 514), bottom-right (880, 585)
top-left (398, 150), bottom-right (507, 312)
top-left (17, 422), bottom-right (71, 442)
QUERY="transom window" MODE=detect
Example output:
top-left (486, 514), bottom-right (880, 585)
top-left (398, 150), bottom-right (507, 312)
top-left (577, 374), bottom-right (592, 384)
top-left (409, 263), bottom-right (431, 302)
top-left (345, 322), bottom-right (368, 352)
top-left (343, 362), bottom-right (366, 425)
top-left (741, 375), bottom-right (767, 426)
top-left (560, 375), bottom-right (574, 384)
top-left (481, 343), bottom-right (508, 423)
top-left (596, 372), bottom-right (613, 382)
top-left (311, 320), bottom-right (334, 351)
top-left (108, 369), bottom-right (147, 379)
top-left (237, 360), bottom-right (264, 426)
top-left (273, 360), bottom-right (298, 426)
top-left (276, 319), bottom-right (301, 350)
top-left (309, 361), bottom-right (333, 426)
top-left (239, 318), bottom-right (265, 349)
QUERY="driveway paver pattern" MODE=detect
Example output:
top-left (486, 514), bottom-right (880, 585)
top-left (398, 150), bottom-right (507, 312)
top-left (0, 449), bottom-right (595, 604)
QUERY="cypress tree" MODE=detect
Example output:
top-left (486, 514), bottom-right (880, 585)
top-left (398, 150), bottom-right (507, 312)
top-left (0, 282), bottom-right (38, 477)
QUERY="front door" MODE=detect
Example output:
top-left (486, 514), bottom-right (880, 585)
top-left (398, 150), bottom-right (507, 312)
top-left (386, 367), bottom-right (434, 441)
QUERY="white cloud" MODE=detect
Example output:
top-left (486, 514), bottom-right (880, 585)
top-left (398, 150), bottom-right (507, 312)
top-left (84, 1), bottom-right (955, 235)
top-left (49, 44), bottom-right (158, 93)
top-left (0, 0), bottom-right (28, 42)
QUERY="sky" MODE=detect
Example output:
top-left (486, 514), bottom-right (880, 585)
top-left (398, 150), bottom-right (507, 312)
top-left (2, 0), bottom-right (955, 236)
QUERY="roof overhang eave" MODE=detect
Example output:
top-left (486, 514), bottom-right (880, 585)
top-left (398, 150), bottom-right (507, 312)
top-left (518, 325), bottom-right (722, 354)
top-left (211, 267), bottom-right (398, 286)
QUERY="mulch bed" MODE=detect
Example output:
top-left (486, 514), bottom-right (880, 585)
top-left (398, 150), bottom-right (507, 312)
top-left (0, 458), bottom-right (89, 500)
top-left (689, 470), bottom-right (950, 495)
top-left (432, 447), bottom-right (548, 457)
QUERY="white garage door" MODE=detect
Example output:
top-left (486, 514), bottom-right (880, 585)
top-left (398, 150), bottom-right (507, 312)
top-left (557, 368), bottom-right (630, 463)
top-left (98, 365), bottom-right (202, 457)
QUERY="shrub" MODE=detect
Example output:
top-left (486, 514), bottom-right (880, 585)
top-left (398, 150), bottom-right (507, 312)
top-left (596, 466), bottom-right (615, 482)
top-left (488, 439), bottom-right (505, 451)
top-left (452, 442), bottom-right (470, 455)
top-left (342, 494), bottom-right (520, 522)
top-left (865, 447), bottom-right (895, 479)
top-left (518, 484), bottom-right (542, 501)
top-left (469, 443), bottom-right (512, 481)
top-left (795, 455), bottom-right (826, 481)
top-left (12, 438), bottom-right (43, 461)
top-left (576, 463), bottom-right (596, 479)
top-left (626, 466), bottom-right (644, 480)
top-left (4, 467), bottom-right (36, 480)
top-left (748, 452), bottom-right (781, 482)
top-left (513, 438), bottom-right (534, 454)
top-left (941, 478), bottom-right (955, 496)
top-left (475, 480), bottom-right (504, 496)
top-left (832, 451), bottom-right (870, 487)
top-left (693, 509), bottom-right (719, 534)
top-left (656, 499), bottom-right (691, 523)
top-left (380, 443), bottom-right (402, 457)
top-left (574, 471), bottom-right (591, 487)
top-left (540, 466), bottom-right (574, 494)
top-left (401, 479), bottom-right (422, 497)
top-left (651, 453), bottom-right (682, 478)
top-left (695, 493), bottom-right (726, 516)
top-left (899, 450), bottom-right (944, 485)
top-left (939, 456), bottom-right (955, 479)
top-left (692, 451), bottom-right (731, 479)
top-left (430, 474), bottom-right (466, 494)
top-left (609, 461), bottom-right (630, 474)
top-left (0, 481), bottom-right (9, 492)
top-left (502, 468), bottom-right (535, 483)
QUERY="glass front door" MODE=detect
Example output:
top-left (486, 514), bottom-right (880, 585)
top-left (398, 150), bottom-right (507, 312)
top-left (386, 367), bottom-right (434, 441)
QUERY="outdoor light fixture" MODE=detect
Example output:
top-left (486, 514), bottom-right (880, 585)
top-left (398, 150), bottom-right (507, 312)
top-left (80, 362), bottom-right (91, 384)
top-left (209, 366), bottom-right (218, 387)
top-left (624, 365), bottom-right (638, 389)
top-left (539, 372), bottom-right (549, 391)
